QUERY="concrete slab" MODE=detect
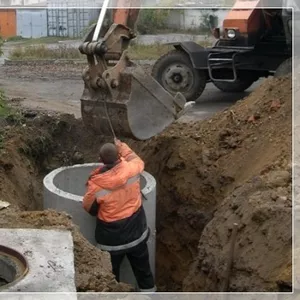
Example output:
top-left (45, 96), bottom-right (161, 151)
top-left (0, 229), bottom-right (76, 293)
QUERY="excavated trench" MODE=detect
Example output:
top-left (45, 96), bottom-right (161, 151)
top-left (0, 113), bottom-right (222, 291)
top-left (41, 138), bottom-right (213, 291)
top-left (0, 75), bottom-right (293, 292)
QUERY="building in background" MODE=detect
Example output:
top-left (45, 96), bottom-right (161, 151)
top-left (0, 0), bottom-right (46, 6)
top-left (0, 9), bottom-right (16, 38)
top-left (46, 0), bottom-right (100, 38)
top-left (16, 7), bottom-right (48, 38)
top-left (0, 0), bottom-right (102, 39)
top-left (0, 0), bottom-right (230, 39)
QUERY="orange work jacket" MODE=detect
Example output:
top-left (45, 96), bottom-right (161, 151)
top-left (82, 142), bottom-right (149, 252)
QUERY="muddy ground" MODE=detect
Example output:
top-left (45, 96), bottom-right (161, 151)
top-left (0, 62), bottom-right (292, 292)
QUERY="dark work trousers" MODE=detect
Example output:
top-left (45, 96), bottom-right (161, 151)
top-left (109, 241), bottom-right (155, 291)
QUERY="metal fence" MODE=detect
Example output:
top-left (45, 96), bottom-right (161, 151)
top-left (46, 7), bottom-right (100, 38)
top-left (15, 6), bottom-right (100, 39)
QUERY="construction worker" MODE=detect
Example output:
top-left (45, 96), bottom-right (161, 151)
top-left (82, 138), bottom-right (156, 292)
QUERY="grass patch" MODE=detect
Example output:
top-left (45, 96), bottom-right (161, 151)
top-left (9, 44), bottom-right (82, 60)
top-left (9, 43), bottom-right (175, 61)
top-left (0, 90), bottom-right (23, 124)
top-left (0, 90), bottom-right (10, 117)
top-left (6, 36), bottom-right (28, 42)
top-left (0, 37), bottom-right (3, 56)
top-left (9, 43), bottom-right (172, 61)
top-left (126, 39), bottom-right (212, 59)
top-left (22, 36), bottom-right (72, 45)
top-left (0, 90), bottom-right (27, 150)
top-left (6, 36), bottom-right (72, 45)
top-left (8, 39), bottom-right (213, 61)
top-left (0, 90), bottom-right (11, 151)
top-left (128, 43), bottom-right (173, 60)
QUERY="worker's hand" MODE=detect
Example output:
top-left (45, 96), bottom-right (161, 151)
top-left (114, 137), bottom-right (122, 146)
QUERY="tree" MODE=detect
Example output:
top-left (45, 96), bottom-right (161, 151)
top-left (136, 9), bottom-right (171, 34)
top-left (199, 9), bottom-right (219, 33)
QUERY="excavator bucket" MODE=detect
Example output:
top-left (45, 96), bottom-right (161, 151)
top-left (79, 4), bottom-right (193, 140)
top-left (80, 58), bottom-right (191, 140)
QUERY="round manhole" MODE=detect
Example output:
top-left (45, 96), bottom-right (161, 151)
top-left (0, 245), bottom-right (29, 290)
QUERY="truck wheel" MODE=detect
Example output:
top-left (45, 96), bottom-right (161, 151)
top-left (151, 50), bottom-right (207, 102)
top-left (274, 58), bottom-right (292, 78)
top-left (212, 79), bottom-right (254, 93)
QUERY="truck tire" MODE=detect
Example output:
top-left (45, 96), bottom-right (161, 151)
top-left (151, 50), bottom-right (207, 102)
top-left (274, 58), bottom-right (292, 78)
top-left (212, 79), bottom-right (254, 93)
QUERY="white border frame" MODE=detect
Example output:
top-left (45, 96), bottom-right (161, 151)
top-left (0, 2), bottom-right (297, 299)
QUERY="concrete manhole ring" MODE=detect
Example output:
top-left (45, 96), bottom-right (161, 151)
top-left (0, 245), bottom-right (29, 290)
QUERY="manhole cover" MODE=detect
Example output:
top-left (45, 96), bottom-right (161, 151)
top-left (0, 245), bottom-right (29, 290)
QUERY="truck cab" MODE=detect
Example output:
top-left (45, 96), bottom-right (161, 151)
top-left (151, 1), bottom-right (295, 102)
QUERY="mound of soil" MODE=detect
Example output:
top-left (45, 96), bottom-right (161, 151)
top-left (180, 76), bottom-right (292, 292)
top-left (184, 171), bottom-right (292, 292)
top-left (126, 75), bottom-right (292, 291)
top-left (0, 115), bottom-right (127, 292)
top-left (0, 75), bottom-right (292, 292)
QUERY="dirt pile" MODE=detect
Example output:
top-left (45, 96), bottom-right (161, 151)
top-left (182, 152), bottom-right (292, 290)
top-left (184, 170), bottom-right (292, 292)
top-left (0, 115), bottom-right (130, 292)
top-left (0, 74), bottom-right (292, 292)
top-left (128, 75), bottom-right (292, 291)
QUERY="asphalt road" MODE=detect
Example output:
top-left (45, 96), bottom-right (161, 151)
top-left (178, 80), bottom-right (261, 123)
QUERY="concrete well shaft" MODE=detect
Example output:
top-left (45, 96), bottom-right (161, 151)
top-left (43, 163), bottom-right (156, 288)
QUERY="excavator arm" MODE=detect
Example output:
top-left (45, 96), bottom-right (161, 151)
top-left (78, 0), bottom-right (194, 140)
top-left (112, 0), bottom-right (140, 31)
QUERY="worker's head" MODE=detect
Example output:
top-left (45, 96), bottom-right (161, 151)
top-left (99, 143), bottom-right (119, 165)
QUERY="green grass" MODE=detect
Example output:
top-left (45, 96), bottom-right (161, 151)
top-left (6, 36), bottom-right (27, 42)
top-left (0, 90), bottom-right (25, 129)
top-left (0, 89), bottom-right (10, 150)
top-left (0, 90), bottom-right (10, 117)
top-left (0, 37), bottom-right (3, 56)
top-left (23, 36), bottom-right (72, 45)
top-left (8, 43), bottom-right (172, 60)
top-left (128, 43), bottom-right (173, 60)
top-left (0, 90), bottom-right (29, 152)
top-left (6, 36), bottom-right (72, 45)
top-left (9, 44), bottom-right (82, 60)
top-left (8, 39), bottom-right (213, 61)
top-left (128, 39), bottom-right (213, 59)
